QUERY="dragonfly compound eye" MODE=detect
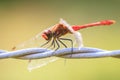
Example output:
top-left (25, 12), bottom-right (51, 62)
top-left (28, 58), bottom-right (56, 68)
top-left (42, 30), bottom-right (52, 40)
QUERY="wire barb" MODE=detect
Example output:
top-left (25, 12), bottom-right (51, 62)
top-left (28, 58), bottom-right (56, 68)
top-left (0, 47), bottom-right (120, 59)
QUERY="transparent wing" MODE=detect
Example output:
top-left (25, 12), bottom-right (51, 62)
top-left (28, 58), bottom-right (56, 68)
top-left (73, 31), bottom-right (83, 49)
top-left (28, 57), bottom-right (58, 71)
top-left (12, 31), bottom-right (59, 71)
top-left (12, 32), bottom-right (47, 50)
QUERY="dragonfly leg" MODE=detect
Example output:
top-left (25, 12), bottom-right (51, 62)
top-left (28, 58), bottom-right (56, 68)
top-left (47, 39), bottom-right (56, 49)
top-left (54, 39), bottom-right (60, 51)
top-left (57, 38), bottom-right (67, 48)
top-left (52, 39), bottom-right (56, 49)
top-left (59, 38), bottom-right (73, 49)
top-left (40, 39), bottom-right (51, 47)
top-left (59, 38), bottom-right (73, 55)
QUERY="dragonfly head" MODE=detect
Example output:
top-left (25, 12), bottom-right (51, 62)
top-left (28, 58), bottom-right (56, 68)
top-left (42, 30), bottom-right (52, 40)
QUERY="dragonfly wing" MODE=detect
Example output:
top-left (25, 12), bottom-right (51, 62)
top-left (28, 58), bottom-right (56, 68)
top-left (73, 31), bottom-right (83, 49)
top-left (12, 32), bottom-right (45, 50)
top-left (28, 57), bottom-right (58, 71)
top-left (12, 32), bottom-right (59, 70)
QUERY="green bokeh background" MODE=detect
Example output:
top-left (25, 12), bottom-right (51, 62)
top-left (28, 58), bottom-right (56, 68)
top-left (0, 0), bottom-right (120, 80)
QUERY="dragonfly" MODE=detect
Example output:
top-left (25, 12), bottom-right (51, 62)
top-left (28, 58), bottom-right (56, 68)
top-left (12, 19), bottom-right (115, 71)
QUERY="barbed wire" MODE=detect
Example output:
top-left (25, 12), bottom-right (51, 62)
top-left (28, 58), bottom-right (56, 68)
top-left (0, 47), bottom-right (120, 60)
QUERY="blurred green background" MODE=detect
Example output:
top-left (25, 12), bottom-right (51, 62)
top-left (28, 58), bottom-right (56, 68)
top-left (0, 0), bottom-right (120, 80)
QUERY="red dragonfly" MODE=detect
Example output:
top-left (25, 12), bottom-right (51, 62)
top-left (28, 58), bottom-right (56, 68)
top-left (40, 19), bottom-right (115, 50)
top-left (13, 19), bottom-right (115, 71)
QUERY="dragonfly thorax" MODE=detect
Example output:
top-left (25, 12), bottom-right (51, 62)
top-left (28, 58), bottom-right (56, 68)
top-left (42, 23), bottom-right (72, 41)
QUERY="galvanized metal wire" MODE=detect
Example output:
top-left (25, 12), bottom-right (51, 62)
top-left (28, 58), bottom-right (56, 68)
top-left (0, 47), bottom-right (120, 59)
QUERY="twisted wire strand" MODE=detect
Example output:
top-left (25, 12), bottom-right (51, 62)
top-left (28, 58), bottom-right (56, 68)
top-left (0, 47), bottom-right (119, 59)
